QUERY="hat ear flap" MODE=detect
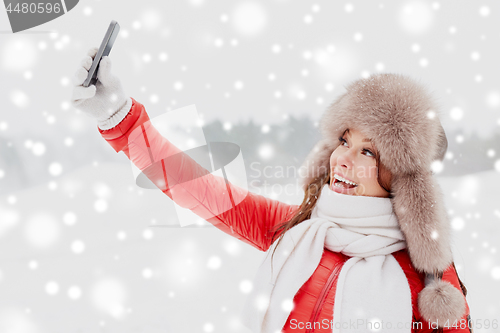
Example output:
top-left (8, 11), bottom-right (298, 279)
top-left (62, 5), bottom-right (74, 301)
top-left (300, 139), bottom-right (337, 191)
top-left (392, 170), bottom-right (467, 326)
top-left (434, 122), bottom-right (448, 162)
top-left (391, 170), bottom-right (452, 273)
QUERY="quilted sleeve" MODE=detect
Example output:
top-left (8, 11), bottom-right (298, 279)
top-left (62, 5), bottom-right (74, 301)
top-left (98, 98), bottom-right (300, 252)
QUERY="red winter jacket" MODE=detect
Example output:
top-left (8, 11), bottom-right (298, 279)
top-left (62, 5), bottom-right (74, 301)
top-left (99, 98), bottom-right (471, 333)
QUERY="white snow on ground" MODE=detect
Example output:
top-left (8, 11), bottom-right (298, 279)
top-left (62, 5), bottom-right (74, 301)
top-left (0, 163), bottom-right (498, 333)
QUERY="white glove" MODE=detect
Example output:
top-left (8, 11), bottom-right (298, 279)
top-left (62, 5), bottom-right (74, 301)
top-left (71, 47), bottom-right (132, 130)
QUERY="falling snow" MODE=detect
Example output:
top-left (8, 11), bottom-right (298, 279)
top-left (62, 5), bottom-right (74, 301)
top-left (0, 1), bottom-right (499, 332)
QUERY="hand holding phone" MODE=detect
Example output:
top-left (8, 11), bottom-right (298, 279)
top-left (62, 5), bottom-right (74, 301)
top-left (83, 20), bottom-right (120, 87)
top-left (71, 20), bottom-right (131, 130)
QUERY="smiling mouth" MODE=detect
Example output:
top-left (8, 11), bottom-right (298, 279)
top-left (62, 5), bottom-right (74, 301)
top-left (332, 177), bottom-right (358, 189)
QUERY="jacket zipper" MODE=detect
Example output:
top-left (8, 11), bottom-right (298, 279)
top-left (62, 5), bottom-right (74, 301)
top-left (305, 263), bottom-right (342, 333)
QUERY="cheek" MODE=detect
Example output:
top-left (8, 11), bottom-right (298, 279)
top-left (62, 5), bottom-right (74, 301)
top-left (329, 154), bottom-right (337, 167)
top-left (355, 162), bottom-right (379, 183)
top-left (368, 164), bottom-right (379, 179)
top-left (330, 156), bottom-right (345, 175)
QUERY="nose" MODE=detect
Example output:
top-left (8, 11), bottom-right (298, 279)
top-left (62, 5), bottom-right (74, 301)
top-left (337, 150), bottom-right (354, 170)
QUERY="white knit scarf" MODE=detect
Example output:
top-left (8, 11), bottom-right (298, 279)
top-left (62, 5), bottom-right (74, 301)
top-left (240, 183), bottom-right (412, 333)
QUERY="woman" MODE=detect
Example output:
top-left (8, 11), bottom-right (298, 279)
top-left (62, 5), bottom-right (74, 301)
top-left (71, 47), bottom-right (472, 333)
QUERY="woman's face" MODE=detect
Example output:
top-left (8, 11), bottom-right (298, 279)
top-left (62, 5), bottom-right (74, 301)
top-left (329, 128), bottom-right (390, 198)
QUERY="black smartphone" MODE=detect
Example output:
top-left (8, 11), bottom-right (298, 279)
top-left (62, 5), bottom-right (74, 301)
top-left (83, 20), bottom-right (120, 87)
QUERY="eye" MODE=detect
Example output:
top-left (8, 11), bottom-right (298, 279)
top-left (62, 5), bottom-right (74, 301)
top-left (339, 137), bottom-right (375, 157)
top-left (363, 149), bottom-right (375, 157)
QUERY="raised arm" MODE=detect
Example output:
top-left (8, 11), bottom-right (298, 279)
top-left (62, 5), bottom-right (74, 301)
top-left (99, 97), bottom-right (299, 251)
top-left (71, 47), bottom-right (299, 251)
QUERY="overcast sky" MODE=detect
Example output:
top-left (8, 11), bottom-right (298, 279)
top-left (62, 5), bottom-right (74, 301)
top-left (1, 0), bottom-right (499, 142)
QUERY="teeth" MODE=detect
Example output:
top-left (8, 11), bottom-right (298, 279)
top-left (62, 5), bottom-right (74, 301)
top-left (334, 174), bottom-right (357, 186)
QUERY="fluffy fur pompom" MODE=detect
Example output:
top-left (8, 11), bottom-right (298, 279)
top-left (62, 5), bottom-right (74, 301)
top-left (418, 279), bottom-right (466, 327)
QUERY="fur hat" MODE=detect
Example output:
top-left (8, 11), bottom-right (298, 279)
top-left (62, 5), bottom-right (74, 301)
top-left (300, 73), bottom-right (466, 326)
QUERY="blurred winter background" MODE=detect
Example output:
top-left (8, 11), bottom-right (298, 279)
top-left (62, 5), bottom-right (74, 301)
top-left (1, 0), bottom-right (500, 332)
